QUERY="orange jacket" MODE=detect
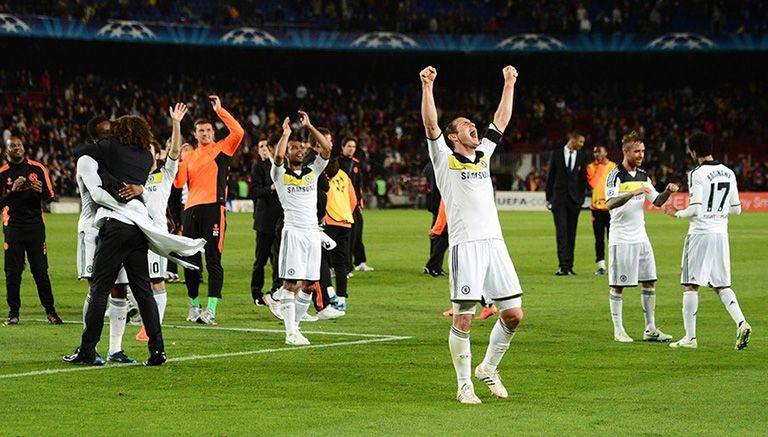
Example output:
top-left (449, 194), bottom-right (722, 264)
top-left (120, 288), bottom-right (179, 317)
top-left (174, 108), bottom-right (244, 209)
top-left (586, 160), bottom-right (616, 210)
top-left (431, 200), bottom-right (446, 235)
top-left (325, 170), bottom-right (357, 228)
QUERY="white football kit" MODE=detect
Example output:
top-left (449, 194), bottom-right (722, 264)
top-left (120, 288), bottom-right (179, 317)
top-left (143, 157), bottom-right (178, 279)
top-left (428, 124), bottom-right (522, 305)
top-left (605, 165), bottom-right (659, 287)
top-left (271, 155), bottom-right (328, 281)
top-left (76, 156), bottom-right (128, 284)
top-left (678, 160), bottom-right (741, 287)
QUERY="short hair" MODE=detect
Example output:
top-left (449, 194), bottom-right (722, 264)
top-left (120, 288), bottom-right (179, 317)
top-left (193, 119), bottom-right (213, 129)
top-left (324, 156), bottom-right (341, 177)
top-left (267, 133), bottom-right (282, 147)
top-left (621, 130), bottom-right (644, 149)
top-left (688, 131), bottom-right (713, 156)
top-left (310, 127), bottom-right (331, 147)
top-left (5, 135), bottom-right (22, 150)
top-left (110, 115), bottom-right (153, 150)
top-left (569, 132), bottom-right (584, 140)
top-left (86, 115), bottom-right (109, 142)
top-left (341, 137), bottom-right (358, 146)
top-left (593, 144), bottom-right (607, 151)
top-left (444, 118), bottom-right (461, 139)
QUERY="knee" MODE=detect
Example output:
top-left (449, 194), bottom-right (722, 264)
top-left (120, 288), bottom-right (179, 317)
top-left (500, 308), bottom-right (523, 330)
top-left (452, 314), bottom-right (473, 332)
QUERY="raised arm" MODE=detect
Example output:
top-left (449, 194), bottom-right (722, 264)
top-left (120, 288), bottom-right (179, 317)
top-left (167, 102), bottom-right (188, 160)
top-left (210, 95), bottom-right (245, 156)
top-left (299, 110), bottom-right (331, 160)
top-left (492, 66), bottom-right (518, 133)
top-left (420, 66), bottom-right (441, 140)
top-left (272, 117), bottom-right (291, 167)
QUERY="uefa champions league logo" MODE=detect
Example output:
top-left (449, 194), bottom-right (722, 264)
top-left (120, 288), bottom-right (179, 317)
top-left (647, 33), bottom-right (716, 50)
top-left (351, 32), bottom-right (419, 49)
top-left (497, 34), bottom-right (566, 51)
top-left (97, 21), bottom-right (156, 40)
top-left (220, 28), bottom-right (280, 46)
top-left (0, 14), bottom-right (31, 33)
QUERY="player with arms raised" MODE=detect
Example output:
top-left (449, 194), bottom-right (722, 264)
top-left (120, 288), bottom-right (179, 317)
top-left (663, 131), bottom-right (751, 350)
top-left (421, 65), bottom-right (522, 404)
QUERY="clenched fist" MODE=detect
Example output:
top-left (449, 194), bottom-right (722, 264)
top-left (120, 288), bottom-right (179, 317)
top-left (503, 66), bottom-right (518, 85)
top-left (419, 66), bottom-right (437, 86)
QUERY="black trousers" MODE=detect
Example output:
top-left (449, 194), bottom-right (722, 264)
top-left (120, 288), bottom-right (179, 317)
top-left (552, 200), bottom-right (581, 269)
top-left (425, 212), bottom-right (449, 272)
top-left (591, 209), bottom-right (611, 263)
top-left (81, 220), bottom-right (163, 355)
top-left (348, 208), bottom-right (367, 269)
top-left (326, 225), bottom-right (351, 298)
top-left (183, 204), bottom-right (225, 299)
top-left (4, 224), bottom-right (55, 317)
top-left (250, 229), bottom-right (278, 299)
top-left (270, 218), bottom-right (284, 292)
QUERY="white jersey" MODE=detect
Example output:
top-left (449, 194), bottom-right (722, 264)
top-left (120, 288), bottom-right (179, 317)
top-left (76, 163), bottom-right (98, 235)
top-left (605, 165), bottom-right (659, 245)
top-left (144, 157), bottom-right (178, 228)
top-left (428, 124), bottom-right (504, 246)
top-left (684, 161), bottom-right (740, 234)
top-left (271, 155), bottom-right (328, 231)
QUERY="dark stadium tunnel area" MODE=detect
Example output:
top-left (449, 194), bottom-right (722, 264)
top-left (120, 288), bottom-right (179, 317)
top-left (2, 37), bottom-right (767, 86)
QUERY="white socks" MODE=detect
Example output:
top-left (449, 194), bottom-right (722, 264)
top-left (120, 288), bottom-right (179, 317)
top-left (481, 319), bottom-right (516, 372)
top-left (609, 290), bottom-right (624, 333)
top-left (641, 288), bottom-right (657, 331)
top-left (280, 291), bottom-right (296, 335)
top-left (295, 291), bottom-right (312, 330)
top-left (597, 260), bottom-right (606, 270)
top-left (718, 288), bottom-right (746, 326)
top-left (154, 289), bottom-right (167, 324)
top-left (108, 297), bottom-right (128, 354)
top-left (682, 291), bottom-right (698, 340)
top-left (449, 326), bottom-right (472, 389)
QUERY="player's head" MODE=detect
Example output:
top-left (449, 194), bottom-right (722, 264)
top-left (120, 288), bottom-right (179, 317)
top-left (110, 116), bottom-right (153, 150)
top-left (149, 139), bottom-right (163, 172)
top-left (593, 144), bottom-right (607, 162)
top-left (193, 118), bottom-right (214, 145)
top-left (310, 127), bottom-right (332, 153)
top-left (286, 132), bottom-right (305, 167)
top-left (257, 139), bottom-right (272, 160)
top-left (5, 136), bottom-right (25, 163)
top-left (445, 117), bottom-right (480, 151)
top-left (567, 132), bottom-right (585, 150)
top-left (86, 115), bottom-right (111, 143)
top-left (688, 131), bottom-right (713, 160)
top-left (341, 137), bottom-right (357, 158)
top-left (621, 130), bottom-right (645, 169)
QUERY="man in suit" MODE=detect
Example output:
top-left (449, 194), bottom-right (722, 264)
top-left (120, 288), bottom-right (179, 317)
top-left (250, 136), bottom-right (283, 306)
top-left (545, 133), bottom-right (587, 276)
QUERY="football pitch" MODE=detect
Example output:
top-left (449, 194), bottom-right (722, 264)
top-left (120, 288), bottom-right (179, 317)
top-left (1, 210), bottom-right (766, 435)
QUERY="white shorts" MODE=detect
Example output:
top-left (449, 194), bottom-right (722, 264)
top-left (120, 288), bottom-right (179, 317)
top-left (279, 228), bottom-right (321, 281)
top-left (147, 250), bottom-right (168, 280)
top-left (681, 233), bottom-right (731, 288)
top-left (608, 241), bottom-right (656, 287)
top-left (77, 230), bottom-right (128, 284)
top-left (448, 239), bottom-right (523, 303)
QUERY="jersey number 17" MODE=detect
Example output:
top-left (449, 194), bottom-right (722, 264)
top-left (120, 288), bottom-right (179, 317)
top-left (706, 182), bottom-right (730, 212)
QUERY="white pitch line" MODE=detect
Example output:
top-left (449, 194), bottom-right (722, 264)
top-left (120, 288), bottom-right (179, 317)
top-left (26, 319), bottom-right (403, 339)
top-left (0, 329), bottom-right (412, 380)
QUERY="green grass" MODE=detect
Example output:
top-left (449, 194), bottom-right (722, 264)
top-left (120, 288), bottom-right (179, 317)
top-left (0, 210), bottom-right (766, 436)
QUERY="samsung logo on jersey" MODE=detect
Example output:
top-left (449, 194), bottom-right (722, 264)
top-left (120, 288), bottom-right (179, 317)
top-left (707, 170), bottom-right (730, 181)
top-left (287, 185), bottom-right (316, 193)
top-left (460, 170), bottom-right (490, 181)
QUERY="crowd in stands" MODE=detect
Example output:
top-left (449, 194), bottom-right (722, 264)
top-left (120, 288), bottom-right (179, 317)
top-left (2, 0), bottom-right (766, 35)
top-left (2, 68), bottom-right (767, 204)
